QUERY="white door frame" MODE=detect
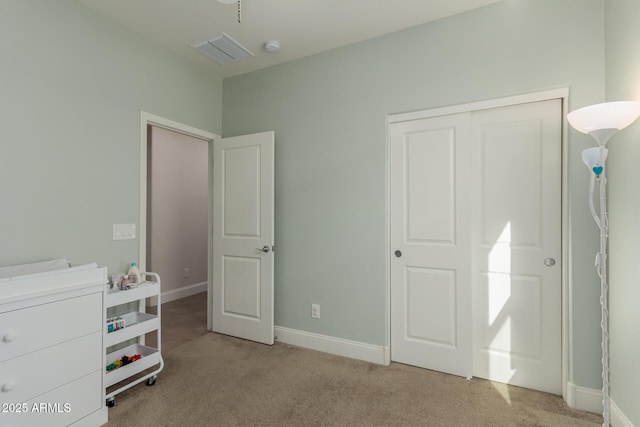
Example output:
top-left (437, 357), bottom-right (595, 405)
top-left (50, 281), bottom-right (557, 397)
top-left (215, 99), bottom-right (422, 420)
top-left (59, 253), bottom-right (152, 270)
top-left (139, 111), bottom-right (219, 330)
top-left (385, 88), bottom-right (571, 401)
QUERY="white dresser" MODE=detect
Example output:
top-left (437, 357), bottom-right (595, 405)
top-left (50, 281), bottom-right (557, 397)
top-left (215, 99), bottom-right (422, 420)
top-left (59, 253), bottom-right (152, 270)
top-left (0, 265), bottom-right (108, 427)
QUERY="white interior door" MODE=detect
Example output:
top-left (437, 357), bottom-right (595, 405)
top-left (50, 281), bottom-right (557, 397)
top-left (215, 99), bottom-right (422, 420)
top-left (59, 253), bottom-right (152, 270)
top-left (471, 100), bottom-right (561, 393)
top-left (390, 113), bottom-right (473, 377)
top-left (212, 131), bottom-right (274, 345)
top-left (390, 99), bottom-right (562, 393)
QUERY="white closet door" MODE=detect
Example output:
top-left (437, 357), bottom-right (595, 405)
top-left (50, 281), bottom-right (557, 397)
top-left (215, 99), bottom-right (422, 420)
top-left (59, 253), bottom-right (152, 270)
top-left (471, 99), bottom-right (561, 393)
top-left (390, 113), bottom-right (473, 378)
top-left (389, 99), bottom-right (562, 394)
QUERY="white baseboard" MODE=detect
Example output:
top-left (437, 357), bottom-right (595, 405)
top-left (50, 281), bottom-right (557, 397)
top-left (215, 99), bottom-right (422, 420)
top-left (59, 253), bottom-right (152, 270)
top-left (566, 382), bottom-right (602, 414)
top-left (611, 399), bottom-right (634, 427)
top-left (160, 281), bottom-right (207, 304)
top-left (274, 326), bottom-right (387, 365)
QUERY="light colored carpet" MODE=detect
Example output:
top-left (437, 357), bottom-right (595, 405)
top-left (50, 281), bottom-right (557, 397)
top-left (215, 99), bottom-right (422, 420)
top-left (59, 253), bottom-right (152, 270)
top-left (106, 332), bottom-right (601, 426)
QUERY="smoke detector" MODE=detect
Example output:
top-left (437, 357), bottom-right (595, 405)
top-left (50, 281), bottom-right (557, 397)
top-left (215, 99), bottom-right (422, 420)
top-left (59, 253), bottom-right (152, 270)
top-left (191, 32), bottom-right (253, 64)
top-left (264, 40), bottom-right (281, 53)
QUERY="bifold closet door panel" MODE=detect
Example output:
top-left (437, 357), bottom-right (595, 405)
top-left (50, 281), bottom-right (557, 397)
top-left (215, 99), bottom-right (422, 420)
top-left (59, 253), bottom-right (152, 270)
top-left (390, 113), bottom-right (473, 378)
top-left (470, 99), bottom-right (562, 394)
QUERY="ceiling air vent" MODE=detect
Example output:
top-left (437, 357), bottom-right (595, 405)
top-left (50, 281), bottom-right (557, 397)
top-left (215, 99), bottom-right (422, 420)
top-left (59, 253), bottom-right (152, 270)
top-left (192, 32), bottom-right (253, 65)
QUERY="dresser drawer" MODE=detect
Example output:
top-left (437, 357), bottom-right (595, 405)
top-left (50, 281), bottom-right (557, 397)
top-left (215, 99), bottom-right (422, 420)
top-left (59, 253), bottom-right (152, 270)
top-left (0, 332), bottom-right (101, 404)
top-left (0, 370), bottom-right (103, 427)
top-left (0, 293), bottom-right (102, 363)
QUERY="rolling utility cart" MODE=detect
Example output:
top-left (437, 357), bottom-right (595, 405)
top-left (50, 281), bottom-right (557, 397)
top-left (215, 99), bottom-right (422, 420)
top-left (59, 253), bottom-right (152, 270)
top-left (104, 272), bottom-right (164, 407)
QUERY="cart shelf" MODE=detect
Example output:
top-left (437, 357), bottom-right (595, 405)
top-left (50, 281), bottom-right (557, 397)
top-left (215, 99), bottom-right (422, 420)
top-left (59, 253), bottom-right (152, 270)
top-left (105, 311), bottom-right (159, 347)
top-left (106, 281), bottom-right (160, 308)
top-left (105, 343), bottom-right (161, 388)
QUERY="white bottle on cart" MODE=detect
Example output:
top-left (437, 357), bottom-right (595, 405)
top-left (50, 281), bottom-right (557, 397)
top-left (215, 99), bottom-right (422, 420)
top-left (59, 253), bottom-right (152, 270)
top-left (127, 262), bottom-right (141, 284)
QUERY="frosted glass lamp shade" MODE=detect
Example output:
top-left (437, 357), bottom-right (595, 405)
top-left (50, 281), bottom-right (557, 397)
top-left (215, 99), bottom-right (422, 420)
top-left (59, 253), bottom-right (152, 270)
top-left (568, 101), bottom-right (640, 133)
top-left (567, 101), bottom-right (640, 145)
top-left (582, 146), bottom-right (608, 176)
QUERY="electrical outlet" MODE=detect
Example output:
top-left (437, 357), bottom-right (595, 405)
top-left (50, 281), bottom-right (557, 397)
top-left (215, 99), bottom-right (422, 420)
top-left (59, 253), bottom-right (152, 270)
top-left (311, 303), bottom-right (320, 319)
top-left (183, 268), bottom-right (190, 278)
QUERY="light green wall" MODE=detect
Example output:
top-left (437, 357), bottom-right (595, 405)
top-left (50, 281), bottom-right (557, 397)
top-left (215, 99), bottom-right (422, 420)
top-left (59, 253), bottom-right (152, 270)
top-left (223, 0), bottom-right (605, 389)
top-left (0, 0), bottom-right (222, 275)
top-left (0, 0), bottom-right (611, 396)
top-left (605, 0), bottom-right (640, 424)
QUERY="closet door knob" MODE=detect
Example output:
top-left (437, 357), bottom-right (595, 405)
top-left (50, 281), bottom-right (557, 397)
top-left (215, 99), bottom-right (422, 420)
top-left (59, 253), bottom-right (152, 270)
top-left (2, 380), bottom-right (16, 392)
top-left (544, 258), bottom-right (556, 267)
top-left (3, 332), bottom-right (16, 342)
top-left (394, 250), bottom-right (402, 258)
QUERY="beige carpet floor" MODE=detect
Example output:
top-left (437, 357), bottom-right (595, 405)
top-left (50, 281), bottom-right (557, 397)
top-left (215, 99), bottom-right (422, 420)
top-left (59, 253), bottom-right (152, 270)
top-left (106, 331), bottom-right (602, 426)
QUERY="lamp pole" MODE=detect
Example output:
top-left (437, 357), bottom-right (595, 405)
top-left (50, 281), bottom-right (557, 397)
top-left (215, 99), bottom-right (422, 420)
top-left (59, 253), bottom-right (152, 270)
top-left (596, 149), bottom-right (609, 427)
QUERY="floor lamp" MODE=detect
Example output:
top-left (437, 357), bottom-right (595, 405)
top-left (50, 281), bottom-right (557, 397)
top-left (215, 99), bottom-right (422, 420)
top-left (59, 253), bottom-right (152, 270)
top-left (567, 101), bottom-right (640, 427)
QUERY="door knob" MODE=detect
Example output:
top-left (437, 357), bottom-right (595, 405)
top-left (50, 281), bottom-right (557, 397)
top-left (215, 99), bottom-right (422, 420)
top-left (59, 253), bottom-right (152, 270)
top-left (255, 246), bottom-right (270, 253)
top-left (2, 380), bottom-right (16, 392)
top-left (394, 250), bottom-right (402, 258)
top-left (544, 258), bottom-right (556, 267)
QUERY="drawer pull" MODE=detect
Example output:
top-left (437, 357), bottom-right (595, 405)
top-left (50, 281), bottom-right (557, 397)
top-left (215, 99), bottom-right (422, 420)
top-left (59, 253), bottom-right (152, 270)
top-left (2, 380), bottom-right (16, 392)
top-left (3, 332), bottom-right (16, 342)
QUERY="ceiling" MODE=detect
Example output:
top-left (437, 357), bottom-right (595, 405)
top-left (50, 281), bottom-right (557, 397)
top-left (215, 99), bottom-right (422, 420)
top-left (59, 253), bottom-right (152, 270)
top-left (79, 0), bottom-right (503, 78)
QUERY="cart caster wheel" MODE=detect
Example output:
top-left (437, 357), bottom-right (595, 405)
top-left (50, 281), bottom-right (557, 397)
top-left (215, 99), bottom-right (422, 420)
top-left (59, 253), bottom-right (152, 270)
top-left (146, 375), bottom-right (157, 386)
top-left (106, 398), bottom-right (115, 408)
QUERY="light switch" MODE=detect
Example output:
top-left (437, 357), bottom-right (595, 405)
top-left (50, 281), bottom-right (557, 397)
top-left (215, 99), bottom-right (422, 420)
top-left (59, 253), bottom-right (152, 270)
top-left (113, 224), bottom-right (136, 240)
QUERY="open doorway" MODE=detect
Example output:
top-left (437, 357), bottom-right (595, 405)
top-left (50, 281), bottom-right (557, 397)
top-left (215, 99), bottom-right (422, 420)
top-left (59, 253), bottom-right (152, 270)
top-left (138, 112), bottom-right (219, 339)
top-left (146, 124), bottom-right (209, 300)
